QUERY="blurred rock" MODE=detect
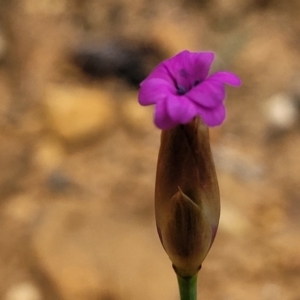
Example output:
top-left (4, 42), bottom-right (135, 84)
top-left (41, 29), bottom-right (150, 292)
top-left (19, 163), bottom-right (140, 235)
top-left (0, 134), bottom-right (29, 199)
top-left (46, 170), bottom-right (73, 193)
top-left (261, 283), bottom-right (281, 300)
top-left (32, 202), bottom-right (104, 300)
top-left (34, 136), bottom-right (74, 193)
top-left (265, 93), bottom-right (298, 131)
top-left (5, 282), bottom-right (41, 300)
top-left (34, 136), bottom-right (65, 172)
top-left (236, 31), bottom-right (295, 91)
top-left (2, 194), bottom-right (40, 225)
top-left (121, 92), bottom-right (153, 133)
top-left (213, 0), bottom-right (250, 15)
top-left (72, 39), bottom-right (162, 88)
top-left (151, 20), bottom-right (199, 55)
top-left (23, 0), bottom-right (67, 15)
top-left (32, 201), bottom-right (177, 300)
top-left (206, 0), bottom-right (251, 31)
top-left (213, 146), bottom-right (264, 180)
top-left (219, 202), bottom-right (252, 237)
top-left (44, 85), bottom-right (116, 144)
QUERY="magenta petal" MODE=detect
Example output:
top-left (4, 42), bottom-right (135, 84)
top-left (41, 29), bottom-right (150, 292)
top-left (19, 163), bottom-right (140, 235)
top-left (165, 51), bottom-right (215, 89)
top-left (142, 63), bottom-right (175, 86)
top-left (196, 104), bottom-right (226, 127)
top-left (154, 99), bottom-right (177, 129)
top-left (164, 50), bottom-right (191, 89)
top-left (166, 95), bottom-right (197, 124)
top-left (208, 71), bottom-right (241, 86)
top-left (187, 80), bottom-right (225, 108)
top-left (188, 51), bottom-right (215, 82)
top-left (138, 78), bottom-right (175, 106)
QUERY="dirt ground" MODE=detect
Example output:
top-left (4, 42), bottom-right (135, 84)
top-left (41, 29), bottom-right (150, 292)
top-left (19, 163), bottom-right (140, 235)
top-left (0, 1), bottom-right (300, 300)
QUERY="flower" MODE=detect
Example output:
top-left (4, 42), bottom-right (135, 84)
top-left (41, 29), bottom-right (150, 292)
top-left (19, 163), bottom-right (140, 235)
top-left (138, 50), bottom-right (241, 129)
top-left (155, 117), bottom-right (220, 276)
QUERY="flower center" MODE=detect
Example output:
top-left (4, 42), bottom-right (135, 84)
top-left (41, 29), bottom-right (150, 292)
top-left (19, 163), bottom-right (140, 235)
top-left (177, 85), bottom-right (187, 95)
top-left (176, 80), bottom-right (200, 95)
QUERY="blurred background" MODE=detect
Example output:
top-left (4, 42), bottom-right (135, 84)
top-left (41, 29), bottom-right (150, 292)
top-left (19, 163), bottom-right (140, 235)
top-left (0, 0), bottom-right (300, 299)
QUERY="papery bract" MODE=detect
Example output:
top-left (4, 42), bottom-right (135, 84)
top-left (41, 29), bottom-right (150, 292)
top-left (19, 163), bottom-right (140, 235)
top-left (138, 50), bottom-right (241, 129)
top-left (155, 118), bottom-right (220, 276)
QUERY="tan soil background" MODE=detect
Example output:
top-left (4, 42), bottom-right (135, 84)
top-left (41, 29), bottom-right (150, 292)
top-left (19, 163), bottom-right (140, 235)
top-left (0, 0), bottom-right (300, 300)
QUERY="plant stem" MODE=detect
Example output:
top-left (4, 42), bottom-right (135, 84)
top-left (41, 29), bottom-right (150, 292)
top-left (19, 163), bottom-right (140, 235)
top-left (176, 273), bottom-right (198, 300)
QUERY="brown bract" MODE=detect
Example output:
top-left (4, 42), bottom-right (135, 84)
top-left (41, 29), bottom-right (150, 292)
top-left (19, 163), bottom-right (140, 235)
top-left (155, 117), bottom-right (220, 276)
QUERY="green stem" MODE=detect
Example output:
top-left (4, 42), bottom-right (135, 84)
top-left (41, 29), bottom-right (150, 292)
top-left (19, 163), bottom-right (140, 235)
top-left (176, 273), bottom-right (198, 300)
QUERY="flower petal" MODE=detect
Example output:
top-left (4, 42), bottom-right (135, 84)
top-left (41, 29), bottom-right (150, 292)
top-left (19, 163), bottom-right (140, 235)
top-left (207, 71), bottom-right (241, 86)
top-left (187, 80), bottom-right (225, 108)
top-left (166, 95), bottom-right (197, 124)
top-left (187, 51), bottom-right (215, 83)
top-left (160, 51), bottom-right (215, 90)
top-left (142, 63), bottom-right (175, 85)
top-left (195, 104), bottom-right (226, 127)
top-left (138, 78), bottom-right (175, 106)
top-left (154, 99), bottom-right (178, 129)
top-left (163, 50), bottom-right (192, 89)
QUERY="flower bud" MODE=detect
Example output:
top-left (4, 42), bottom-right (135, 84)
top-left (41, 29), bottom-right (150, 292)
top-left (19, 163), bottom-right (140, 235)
top-left (155, 117), bottom-right (220, 277)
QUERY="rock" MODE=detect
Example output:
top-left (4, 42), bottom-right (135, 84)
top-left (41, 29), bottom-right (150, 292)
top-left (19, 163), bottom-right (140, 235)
top-left (23, 0), bottom-right (67, 15)
top-left (32, 201), bottom-right (177, 300)
top-left (121, 92), bottom-right (153, 133)
top-left (46, 170), bottom-right (73, 193)
top-left (34, 135), bottom-right (65, 172)
top-left (236, 30), bottom-right (295, 91)
top-left (44, 84), bottom-right (116, 144)
top-left (261, 283), bottom-right (281, 300)
top-left (2, 194), bottom-right (40, 225)
top-left (219, 202), bottom-right (251, 237)
top-left (265, 93), bottom-right (298, 130)
top-left (150, 20), bottom-right (199, 55)
top-left (0, 134), bottom-right (29, 199)
top-left (213, 145), bottom-right (264, 181)
top-left (205, 0), bottom-right (251, 32)
top-left (72, 39), bottom-right (149, 88)
top-left (213, 0), bottom-right (250, 16)
top-left (5, 282), bottom-right (41, 300)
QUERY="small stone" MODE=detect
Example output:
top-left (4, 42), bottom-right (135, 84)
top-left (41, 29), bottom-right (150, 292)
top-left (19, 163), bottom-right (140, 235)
top-left (45, 169), bottom-right (75, 194)
top-left (121, 92), bottom-right (153, 133)
top-left (261, 283), bottom-right (281, 300)
top-left (23, 0), bottom-right (67, 15)
top-left (32, 202), bottom-right (103, 300)
top-left (45, 84), bottom-right (116, 143)
top-left (265, 93), bottom-right (298, 130)
top-left (32, 201), bottom-right (177, 300)
top-left (213, 146), bottom-right (264, 180)
top-left (151, 20), bottom-right (199, 55)
top-left (214, 0), bottom-right (250, 16)
top-left (219, 202), bottom-right (251, 237)
top-left (3, 194), bottom-right (40, 225)
top-left (0, 134), bottom-right (29, 198)
top-left (5, 282), bottom-right (41, 300)
top-left (34, 136), bottom-right (65, 172)
top-left (72, 39), bottom-right (149, 88)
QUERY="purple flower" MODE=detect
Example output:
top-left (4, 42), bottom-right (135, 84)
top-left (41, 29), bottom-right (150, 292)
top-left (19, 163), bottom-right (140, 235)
top-left (138, 50), bottom-right (241, 129)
